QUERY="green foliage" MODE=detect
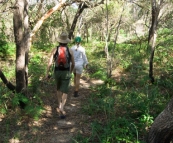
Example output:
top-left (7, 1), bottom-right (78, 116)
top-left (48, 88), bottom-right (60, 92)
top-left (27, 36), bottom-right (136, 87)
top-left (0, 60), bottom-right (44, 120)
top-left (32, 11), bottom-right (64, 51)
top-left (90, 69), bottom-right (107, 80)
top-left (86, 58), bottom-right (107, 80)
top-left (78, 82), bottom-right (168, 142)
top-left (74, 28), bottom-right (173, 143)
top-left (82, 85), bottom-right (114, 115)
top-left (1, 26), bottom-right (173, 142)
top-left (0, 47), bottom-right (46, 120)
top-left (24, 103), bottom-right (44, 120)
top-left (12, 93), bottom-right (29, 107)
top-left (83, 41), bottom-right (108, 80)
top-left (139, 114), bottom-right (153, 127)
top-left (33, 41), bottom-right (54, 52)
top-left (104, 78), bottom-right (116, 87)
top-left (89, 118), bottom-right (140, 143)
top-left (11, 93), bottom-right (44, 120)
top-left (29, 51), bottom-right (47, 92)
top-left (0, 20), bottom-right (13, 58)
top-left (0, 85), bottom-right (12, 114)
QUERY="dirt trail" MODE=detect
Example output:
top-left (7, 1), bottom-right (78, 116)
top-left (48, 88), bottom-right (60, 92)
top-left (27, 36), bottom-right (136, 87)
top-left (38, 77), bottom-right (103, 143)
top-left (0, 76), bottom-right (104, 143)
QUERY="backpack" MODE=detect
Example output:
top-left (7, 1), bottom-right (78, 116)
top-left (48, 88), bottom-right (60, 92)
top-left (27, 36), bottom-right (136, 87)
top-left (54, 46), bottom-right (71, 70)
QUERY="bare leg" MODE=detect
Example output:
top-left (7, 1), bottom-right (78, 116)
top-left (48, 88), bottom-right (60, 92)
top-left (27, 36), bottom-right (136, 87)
top-left (73, 73), bottom-right (81, 97)
top-left (60, 93), bottom-right (67, 112)
top-left (75, 73), bottom-right (81, 91)
top-left (57, 91), bottom-right (67, 118)
top-left (57, 90), bottom-right (62, 109)
top-left (74, 73), bottom-right (76, 87)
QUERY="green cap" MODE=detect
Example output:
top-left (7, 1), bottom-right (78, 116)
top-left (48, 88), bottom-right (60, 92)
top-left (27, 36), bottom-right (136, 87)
top-left (75, 36), bottom-right (81, 43)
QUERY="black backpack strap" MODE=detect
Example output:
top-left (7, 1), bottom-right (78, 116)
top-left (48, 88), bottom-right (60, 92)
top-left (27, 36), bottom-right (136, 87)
top-left (53, 46), bottom-right (59, 61)
top-left (66, 46), bottom-right (71, 63)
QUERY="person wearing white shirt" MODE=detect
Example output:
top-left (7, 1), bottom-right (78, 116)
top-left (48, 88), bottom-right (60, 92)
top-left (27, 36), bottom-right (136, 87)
top-left (71, 36), bottom-right (89, 97)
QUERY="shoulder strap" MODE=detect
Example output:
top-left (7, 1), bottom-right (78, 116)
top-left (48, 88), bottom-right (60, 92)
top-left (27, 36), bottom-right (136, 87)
top-left (66, 46), bottom-right (71, 63)
top-left (53, 46), bottom-right (59, 61)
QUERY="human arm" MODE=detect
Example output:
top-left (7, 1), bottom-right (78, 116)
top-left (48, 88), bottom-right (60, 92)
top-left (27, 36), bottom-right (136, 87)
top-left (82, 49), bottom-right (89, 68)
top-left (69, 49), bottom-right (75, 73)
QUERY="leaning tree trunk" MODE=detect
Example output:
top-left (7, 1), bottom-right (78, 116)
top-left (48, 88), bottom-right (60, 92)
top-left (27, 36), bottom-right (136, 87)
top-left (68, 0), bottom-right (104, 39)
top-left (147, 98), bottom-right (173, 143)
top-left (69, 2), bottom-right (87, 39)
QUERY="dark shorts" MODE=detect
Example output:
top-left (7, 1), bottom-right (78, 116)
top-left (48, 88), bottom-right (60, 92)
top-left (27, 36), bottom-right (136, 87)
top-left (54, 70), bottom-right (71, 94)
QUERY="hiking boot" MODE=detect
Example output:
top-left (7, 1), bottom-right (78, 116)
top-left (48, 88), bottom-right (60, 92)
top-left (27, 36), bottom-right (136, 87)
top-left (74, 91), bottom-right (79, 97)
top-left (60, 114), bottom-right (66, 119)
top-left (60, 110), bottom-right (66, 119)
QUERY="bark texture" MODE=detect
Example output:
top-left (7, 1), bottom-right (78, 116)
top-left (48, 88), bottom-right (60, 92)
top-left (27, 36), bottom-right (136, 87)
top-left (69, 2), bottom-right (88, 39)
top-left (148, 0), bottom-right (160, 84)
top-left (147, 98), bottom-right (173, 143)
top-left (13, 0), bottom-right (27, 93)
top-left (68, 0), bottom-right (104, 39)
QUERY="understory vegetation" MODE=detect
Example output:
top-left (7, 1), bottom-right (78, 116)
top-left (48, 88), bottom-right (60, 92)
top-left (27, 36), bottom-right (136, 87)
top-left (1, 28), bottom-right (173, 143)
top-left (73, 29), bottom-right (173, 143)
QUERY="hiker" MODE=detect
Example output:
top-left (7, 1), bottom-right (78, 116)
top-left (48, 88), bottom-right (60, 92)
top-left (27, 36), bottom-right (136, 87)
top-left (46, 32), bottom-right (75, 119)
top-left (71, 36), bottom-right (89, 97)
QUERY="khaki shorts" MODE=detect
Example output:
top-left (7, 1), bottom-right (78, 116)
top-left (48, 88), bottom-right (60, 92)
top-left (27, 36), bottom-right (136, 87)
top-left (73, 64), bottom-right (83, 74)
top-left (54, 70), bottom-right (71, 94)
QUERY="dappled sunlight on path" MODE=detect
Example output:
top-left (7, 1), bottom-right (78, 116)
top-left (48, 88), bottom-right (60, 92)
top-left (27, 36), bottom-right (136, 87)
top-left (0, 75), bottom-right (105, 143)
top-left (39, 77), bottom-right (104, 143)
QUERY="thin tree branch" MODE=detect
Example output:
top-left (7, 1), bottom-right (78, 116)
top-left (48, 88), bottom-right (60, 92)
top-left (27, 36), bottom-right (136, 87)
top-left (0, 69), bottom-right (16, 91)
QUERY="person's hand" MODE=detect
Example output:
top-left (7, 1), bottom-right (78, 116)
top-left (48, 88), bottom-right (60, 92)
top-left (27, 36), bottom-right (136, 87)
top-left (84, 64), bottom-right (88, 69)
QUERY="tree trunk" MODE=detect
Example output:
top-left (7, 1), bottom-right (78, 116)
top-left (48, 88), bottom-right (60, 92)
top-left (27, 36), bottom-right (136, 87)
top-left (147, 98), bottom-right (173, 143)
top-left (13, 0), bottom-right (28, 93)
top-left (84, 23), bottom-right (89, 43)
top-left (1, 1), bottom-right (70, 93)
top-left (69, 2), bottom-right (87, 39)
top-left (148, 0), bottom-right (160, 84)
top-left (68, 0), bottom-right (104, 39)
